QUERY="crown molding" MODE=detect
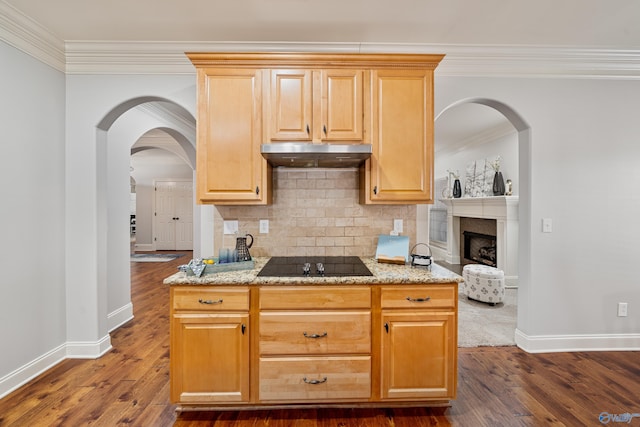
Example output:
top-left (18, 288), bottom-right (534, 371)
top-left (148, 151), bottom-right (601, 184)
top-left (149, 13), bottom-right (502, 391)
top-left (0, 1), bottom-right (65, 71)
top-left (435, 122), bottom-right (516, 155)
top-left (64, 41), bottom-right (640, 79)
top-left (2, 2), bottom-right (640, 79)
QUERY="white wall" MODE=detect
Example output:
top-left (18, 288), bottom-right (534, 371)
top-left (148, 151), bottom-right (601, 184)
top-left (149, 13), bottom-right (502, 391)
top-left (435, 76), bottom-right (640, 351)
top-left (0, 41), bottom-right (67, 394)
top-left (65, 74), bottom-right (196, 353)
top-left (435, 128), bottom-right (519, 197)
top-left (130, 147), bottom-right (194, 249)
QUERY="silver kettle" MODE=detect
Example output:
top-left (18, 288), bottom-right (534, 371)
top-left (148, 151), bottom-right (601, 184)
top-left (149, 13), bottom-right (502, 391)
top-left (235, 233), bottom-right (254, 261)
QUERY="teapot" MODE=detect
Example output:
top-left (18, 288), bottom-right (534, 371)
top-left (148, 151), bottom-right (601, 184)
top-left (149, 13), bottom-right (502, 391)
top-left (235, 233), bottom-right (254, 261)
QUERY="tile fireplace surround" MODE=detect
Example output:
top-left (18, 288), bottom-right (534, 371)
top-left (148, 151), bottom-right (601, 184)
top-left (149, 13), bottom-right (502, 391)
top-left (441, 196), bottom-right (518, 287)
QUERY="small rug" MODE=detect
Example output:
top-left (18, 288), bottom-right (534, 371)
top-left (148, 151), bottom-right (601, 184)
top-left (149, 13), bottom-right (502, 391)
top-left (458, 287), bottom-right (517, 348)
top-left (130, 253), bottom-right (184, 263)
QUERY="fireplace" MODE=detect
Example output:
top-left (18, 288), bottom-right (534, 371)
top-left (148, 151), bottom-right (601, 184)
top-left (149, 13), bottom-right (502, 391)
top-left (440, 196), bottom-right (519, 285)
top-left (463, 231), bottom-right (497, 267)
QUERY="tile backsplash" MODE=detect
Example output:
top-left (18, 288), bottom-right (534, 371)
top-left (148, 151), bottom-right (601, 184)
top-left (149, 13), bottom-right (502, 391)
top-left (214, 168), bottom-right (416, 257)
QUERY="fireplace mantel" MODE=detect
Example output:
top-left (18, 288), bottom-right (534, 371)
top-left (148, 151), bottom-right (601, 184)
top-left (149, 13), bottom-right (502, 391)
top-left (441, 196), bottom-right (518, 286)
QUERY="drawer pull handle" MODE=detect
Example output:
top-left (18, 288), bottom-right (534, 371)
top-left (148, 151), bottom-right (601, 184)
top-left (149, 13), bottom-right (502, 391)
top-left (303, 377), bottom-right (327, 385)
top-left (406, 296), bottom-right (431, 303)
top-left (303, 331), bottom-right (328, 339)
top-left (198, 298), bottom-right (223, 305)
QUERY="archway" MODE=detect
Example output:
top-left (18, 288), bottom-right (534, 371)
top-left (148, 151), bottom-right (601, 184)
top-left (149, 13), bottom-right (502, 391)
top-left (96, 97), bottom-right (196, 332)
top-left (435, 97), bottom-right (532, 343)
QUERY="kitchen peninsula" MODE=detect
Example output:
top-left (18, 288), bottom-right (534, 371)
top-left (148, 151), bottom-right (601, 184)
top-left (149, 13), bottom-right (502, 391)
top-left (165, 258), bottom-right (462, 411)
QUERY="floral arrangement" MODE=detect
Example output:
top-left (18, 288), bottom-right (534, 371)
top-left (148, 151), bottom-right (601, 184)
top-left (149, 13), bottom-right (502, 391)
top-left (489, 156), bottom-right (502, 172)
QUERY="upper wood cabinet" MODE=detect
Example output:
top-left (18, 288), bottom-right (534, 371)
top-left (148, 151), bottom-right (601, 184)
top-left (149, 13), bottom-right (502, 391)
top-left (187, 53), bottom-right (443, 206)
top-left (266, 69), bottom-right (364, 142)
top-left (360, 69), bottom-right (435, 204)
top-left (193, 67), bottom-right (272, 205)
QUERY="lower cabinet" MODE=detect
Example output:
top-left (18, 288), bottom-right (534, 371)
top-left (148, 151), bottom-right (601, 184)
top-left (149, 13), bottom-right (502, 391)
top-left (170, 283), bottom-right (457, 408)
top-left (380, 286), bottom-right (458, 400)
top-left (170, 288), bottom-right (250, 404)
top-left (259, 356), bottom-right (371, 402)
top-left (381, 312), bottom-right (456, 399)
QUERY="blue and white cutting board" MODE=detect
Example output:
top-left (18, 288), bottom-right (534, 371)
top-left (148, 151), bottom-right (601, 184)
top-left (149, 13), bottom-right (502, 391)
top-left (375, 235), bottom-right (410, 263)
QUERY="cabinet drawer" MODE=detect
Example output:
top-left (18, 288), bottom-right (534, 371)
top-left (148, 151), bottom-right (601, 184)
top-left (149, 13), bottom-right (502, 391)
top-left (172, 287), bottom-right (249, 311)
top-left (260, 286), bottom-right (371, 310)
top-left (259, 356), bottom-right (371, 401)
top-left (260, 311), bottom-right (371, 355)
top-left (381, 286), bottom-right (456, 309)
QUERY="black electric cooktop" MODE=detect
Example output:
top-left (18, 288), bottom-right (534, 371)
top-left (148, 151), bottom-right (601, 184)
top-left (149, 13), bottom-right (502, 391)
top-left (257, 256), bottom-right (373, 277)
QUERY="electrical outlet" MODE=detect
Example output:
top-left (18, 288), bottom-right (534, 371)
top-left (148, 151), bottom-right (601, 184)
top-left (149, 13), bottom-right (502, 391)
top-left (394, 219), bottom-right (403, 234)
top-left (259, 219), bottom-right (269, 234)
top-left (223, 220), bottom-right (239, 235)
top-left (618, 302), bottom-right (628, 317)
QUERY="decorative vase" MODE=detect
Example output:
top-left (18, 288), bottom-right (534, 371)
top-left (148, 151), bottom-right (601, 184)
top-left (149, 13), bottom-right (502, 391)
top-left (453, 179), bottom-right (462, 198)
top-left (493, 171), bottom-right (505, 196)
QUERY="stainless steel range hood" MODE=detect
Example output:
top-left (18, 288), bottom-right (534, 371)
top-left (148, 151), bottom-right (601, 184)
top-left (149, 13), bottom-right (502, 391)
top-left (261, 143), bottom-right (371, 168)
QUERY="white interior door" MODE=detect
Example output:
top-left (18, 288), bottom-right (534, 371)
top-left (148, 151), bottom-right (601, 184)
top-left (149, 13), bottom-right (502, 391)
top-left (155, 181), bottom-right (193, 250)
top-left (174, 181), bottom-right (193, 250)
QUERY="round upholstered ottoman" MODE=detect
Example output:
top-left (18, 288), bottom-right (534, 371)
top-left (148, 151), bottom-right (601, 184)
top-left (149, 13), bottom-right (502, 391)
top-left (462, 264), bottom-right (505, 305)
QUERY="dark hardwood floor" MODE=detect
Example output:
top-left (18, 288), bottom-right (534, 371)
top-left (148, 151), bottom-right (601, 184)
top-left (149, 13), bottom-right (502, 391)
top-left (1, 251), bottom-right (638, 426)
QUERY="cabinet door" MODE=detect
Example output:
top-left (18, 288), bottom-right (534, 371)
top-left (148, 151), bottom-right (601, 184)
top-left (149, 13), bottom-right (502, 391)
top-left (363, 69), bottom-right (434, 204)
top-left (170, 313), bottom-right (250, 404)
top-left (320, 69), bottom-right (363, 141)
top-left (269, 69), bottom-right (313, 141)
top-left (381, 311), bottom-right (456, 400)
top-left (196, 68), bottom-right (270, 204)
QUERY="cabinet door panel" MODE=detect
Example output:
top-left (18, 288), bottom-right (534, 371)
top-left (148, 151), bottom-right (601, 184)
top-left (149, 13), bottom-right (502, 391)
top-left (322, 69), bottom-right (363, 141)
top-left (381, 311), bottom-right (456, 400)
top-left (269, 69), bottom-right (312, 140)
top-left (196, 68), bottom-right (268, 203)
top-left (367, 69), bottom-right (434, 203)
top-left (171, 313), bottom-right (250, 403)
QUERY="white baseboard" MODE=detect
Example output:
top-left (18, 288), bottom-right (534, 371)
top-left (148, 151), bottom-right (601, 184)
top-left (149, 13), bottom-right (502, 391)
top-left (108, 303), bottom-right (134, 332)
top-left (0, 334), bottom-right (113, 399)
top-left (66, 334), bottom-right (112, 359)
top-left (515, 329), bottom-right (640, 353)
top-left (0, 343), bottom-right (67, 399)
top-left (133, 243), bottom-right (154, 252)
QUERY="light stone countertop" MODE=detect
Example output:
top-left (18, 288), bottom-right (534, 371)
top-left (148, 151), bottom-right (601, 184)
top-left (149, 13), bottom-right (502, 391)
top-left (163, 257), bottom-right (463, 286)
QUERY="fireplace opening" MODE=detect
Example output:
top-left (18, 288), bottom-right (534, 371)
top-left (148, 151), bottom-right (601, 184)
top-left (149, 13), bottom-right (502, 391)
top-left (463, 231), bottom-right (497, 267)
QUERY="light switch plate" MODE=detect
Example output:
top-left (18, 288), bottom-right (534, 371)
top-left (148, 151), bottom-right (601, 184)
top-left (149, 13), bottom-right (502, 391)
top-left (223, 220), bottom-right (239, 235)
top-left (542, 218), bottom-right (552, 233)
top-left (259, 219), bottom-right (269, 234)
top-left (394, 219), bottom-right (403, 234)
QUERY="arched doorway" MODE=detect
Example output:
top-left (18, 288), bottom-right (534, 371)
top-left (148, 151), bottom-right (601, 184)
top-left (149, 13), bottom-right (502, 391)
top-left (96, 97), bottom-right (196, 332)
top-left (434, 98), bottom-right (531, 347)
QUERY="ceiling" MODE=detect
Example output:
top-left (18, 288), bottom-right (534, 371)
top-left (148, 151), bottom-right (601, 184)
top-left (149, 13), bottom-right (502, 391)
top-left (4, 0), bottom-right (638, 150)
top-left (5, 0), bottom-right (640, 48)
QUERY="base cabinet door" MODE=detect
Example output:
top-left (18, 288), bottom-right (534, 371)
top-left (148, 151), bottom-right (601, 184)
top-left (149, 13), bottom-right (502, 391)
top-left (171, 313), bottom-right (250, 404)
top-left (381, 311), bottom-right (456, 400)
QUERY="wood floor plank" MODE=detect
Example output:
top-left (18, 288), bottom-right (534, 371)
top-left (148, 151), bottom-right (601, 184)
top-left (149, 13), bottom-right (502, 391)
top-left (1, 251), bottom-right (639, 427)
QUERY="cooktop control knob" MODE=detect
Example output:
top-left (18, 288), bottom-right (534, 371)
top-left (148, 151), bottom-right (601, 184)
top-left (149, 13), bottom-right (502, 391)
top-left (316, 263), bottom-right (325, 276)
